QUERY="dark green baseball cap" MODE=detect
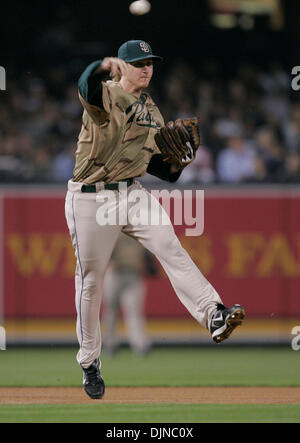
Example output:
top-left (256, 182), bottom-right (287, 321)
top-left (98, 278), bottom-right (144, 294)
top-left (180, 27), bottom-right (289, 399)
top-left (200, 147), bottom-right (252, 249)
top-left (118, 40), bottom-right (163, 63)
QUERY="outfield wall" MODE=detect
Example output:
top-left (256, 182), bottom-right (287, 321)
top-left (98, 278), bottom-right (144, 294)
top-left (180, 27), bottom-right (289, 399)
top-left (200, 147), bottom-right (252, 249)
top-left (1, 185), bottom-right (300, 321)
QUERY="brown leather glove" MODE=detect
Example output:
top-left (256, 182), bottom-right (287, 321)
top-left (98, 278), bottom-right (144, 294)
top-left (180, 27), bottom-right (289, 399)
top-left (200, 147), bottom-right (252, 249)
top-left (154, 117), bottom-right (201, 168)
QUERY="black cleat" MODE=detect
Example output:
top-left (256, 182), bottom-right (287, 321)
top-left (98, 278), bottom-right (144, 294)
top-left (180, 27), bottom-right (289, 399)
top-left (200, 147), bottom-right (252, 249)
top-left (82, 359), bottom-right (105, 399)
top-left (210, 303), bottom-right (245, 344)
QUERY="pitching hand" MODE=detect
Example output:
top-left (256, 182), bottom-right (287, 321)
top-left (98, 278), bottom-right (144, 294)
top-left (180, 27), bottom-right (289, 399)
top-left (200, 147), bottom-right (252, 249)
top-left (100, 57), bottom-right (129, 78)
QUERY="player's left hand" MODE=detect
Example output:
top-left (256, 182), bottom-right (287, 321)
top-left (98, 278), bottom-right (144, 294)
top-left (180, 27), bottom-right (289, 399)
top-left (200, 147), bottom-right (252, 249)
top-left (154, 117), bottom-right (201, 169)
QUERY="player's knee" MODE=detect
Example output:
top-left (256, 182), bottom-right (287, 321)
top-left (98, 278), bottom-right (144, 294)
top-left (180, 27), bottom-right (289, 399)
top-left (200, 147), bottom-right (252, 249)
top-left (79, 267), bottom-right (105, 300)
top-left (82, 282), bottom-right (100, 300)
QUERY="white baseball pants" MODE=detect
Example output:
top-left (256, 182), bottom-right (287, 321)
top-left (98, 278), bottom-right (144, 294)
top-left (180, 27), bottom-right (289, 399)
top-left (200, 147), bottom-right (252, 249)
top-left (65, 180), bottom-right (222, 368)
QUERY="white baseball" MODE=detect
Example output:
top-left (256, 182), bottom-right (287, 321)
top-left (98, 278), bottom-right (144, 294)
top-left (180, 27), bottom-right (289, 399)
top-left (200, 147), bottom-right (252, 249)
top-left (129, 0), bottom-right (151, 16)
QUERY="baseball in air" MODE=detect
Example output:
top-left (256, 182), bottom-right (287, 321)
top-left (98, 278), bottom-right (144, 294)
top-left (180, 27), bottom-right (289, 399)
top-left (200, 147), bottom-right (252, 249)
top-left (129, 0), bottom-right (151, 16)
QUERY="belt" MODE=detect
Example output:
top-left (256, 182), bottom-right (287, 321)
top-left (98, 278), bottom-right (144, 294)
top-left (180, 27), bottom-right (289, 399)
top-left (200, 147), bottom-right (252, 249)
top-left (81, 178), bottom-right (134, 193)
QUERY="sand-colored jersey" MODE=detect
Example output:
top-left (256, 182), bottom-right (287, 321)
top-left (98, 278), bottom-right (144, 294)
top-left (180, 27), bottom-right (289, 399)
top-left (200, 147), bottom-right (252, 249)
top-left (73, 80), bottom-right (164, 184)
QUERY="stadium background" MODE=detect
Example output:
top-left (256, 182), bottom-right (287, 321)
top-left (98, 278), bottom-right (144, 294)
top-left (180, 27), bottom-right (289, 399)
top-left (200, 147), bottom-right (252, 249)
top-left (0, 0), bottom-right (300, 348)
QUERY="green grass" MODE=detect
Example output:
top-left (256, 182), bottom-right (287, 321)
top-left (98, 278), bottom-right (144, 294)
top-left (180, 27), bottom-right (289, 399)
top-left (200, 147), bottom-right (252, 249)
top-left (1, 347), bottom-right (299, 423)
top-left (0, 346), bottom-right (299, 387)
top-left (0, 403), bottom-right (300, 423)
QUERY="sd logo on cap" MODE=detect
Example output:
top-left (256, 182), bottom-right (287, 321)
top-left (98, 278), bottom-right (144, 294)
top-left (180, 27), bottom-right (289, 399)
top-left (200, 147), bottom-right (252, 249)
top-left (118, 40), bottom-right (163, 63)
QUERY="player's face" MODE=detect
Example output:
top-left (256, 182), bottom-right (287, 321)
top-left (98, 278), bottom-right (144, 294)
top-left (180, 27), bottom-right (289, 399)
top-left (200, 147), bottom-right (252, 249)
top-left (127, 59), bottom-right (153, 89)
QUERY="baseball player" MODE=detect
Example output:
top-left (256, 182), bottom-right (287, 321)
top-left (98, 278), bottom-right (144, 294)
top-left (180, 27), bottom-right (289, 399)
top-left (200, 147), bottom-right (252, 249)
top-left (65, 40), bottom-right (245, 400)
top-left (102, 233), bottom-right (151, 356)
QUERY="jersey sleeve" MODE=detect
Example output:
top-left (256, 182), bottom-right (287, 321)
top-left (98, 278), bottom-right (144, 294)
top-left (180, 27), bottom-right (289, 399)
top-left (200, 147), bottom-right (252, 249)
top-left (78, 60), bottom-right (107, 107)
top-left (78, 60), bottom-right (110, 125)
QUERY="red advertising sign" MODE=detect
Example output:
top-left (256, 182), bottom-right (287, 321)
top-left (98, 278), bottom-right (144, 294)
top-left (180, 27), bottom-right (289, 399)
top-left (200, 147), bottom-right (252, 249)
top-left (1, 188), bottom-right (300, 318)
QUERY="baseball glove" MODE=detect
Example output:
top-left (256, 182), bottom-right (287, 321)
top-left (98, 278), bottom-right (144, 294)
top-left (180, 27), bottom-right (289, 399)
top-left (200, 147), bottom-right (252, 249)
top-left (154, 117), bottom-right (201, 168)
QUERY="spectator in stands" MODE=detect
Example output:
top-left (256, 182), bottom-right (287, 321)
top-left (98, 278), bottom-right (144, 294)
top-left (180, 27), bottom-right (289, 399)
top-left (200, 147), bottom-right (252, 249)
top-left (254, 127), bottom-right (284, 179)
top-left (279, 151), bottom-right (300, 183)
top-left (282, 104), bottom-right (300, 152)
top-left (216, 129), bottom-right (256, 183)
top-left (52, 142), bottom-right (76, 182)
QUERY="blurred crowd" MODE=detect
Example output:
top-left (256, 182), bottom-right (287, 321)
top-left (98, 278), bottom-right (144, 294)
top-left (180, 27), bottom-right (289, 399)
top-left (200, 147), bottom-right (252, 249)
top-left (157, 59), bottom-right (300, 185)
top-left (0, 57), bottom-right (299, 185)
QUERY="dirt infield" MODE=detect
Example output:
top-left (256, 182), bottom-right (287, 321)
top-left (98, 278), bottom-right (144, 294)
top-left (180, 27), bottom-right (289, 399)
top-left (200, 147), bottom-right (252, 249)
top-left (0, 387), bottom-right (300, 404)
